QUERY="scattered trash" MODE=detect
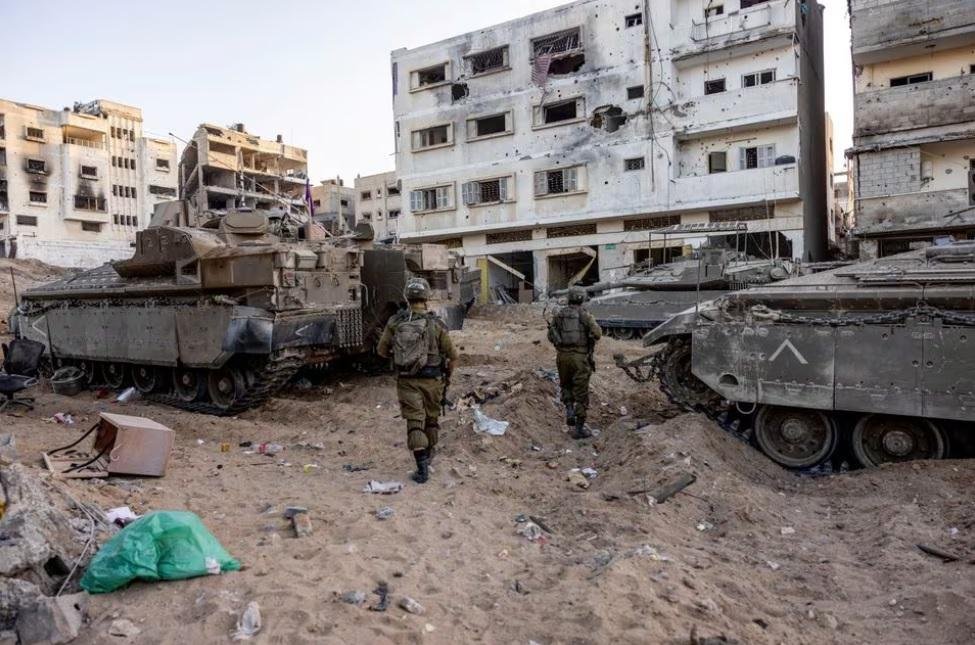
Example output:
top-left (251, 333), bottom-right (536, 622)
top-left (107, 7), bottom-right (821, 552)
top-left (619, 405), bottom-right (628, 416)
top-left (43, 412), bottom-right (175, 479)
top-left (282, 506), bottom-right (308, 519)
top-left (916, 543), bottom-right (961, 562)
top-left (51, 366), bottom-right (86, 396)
top-left (257, 442), bottom-right (284, 456)
top-left (472, 406), bottom-right (509, 436)
top-left (302, 464), bottom-right (320, 474)
top-left (766, 560), bottom-right (781, 571)
top-left (0, 433), bottom-right (17, 464)
top-left (363, 481), bottom-right (403, 494)
top-left (343, 463), bottom-right (372, 473)
top-left (696, 521), bottom-right (714, 532)
top-left (369, 582), bottom-right (390, 612)
top-left (239, 441), bottom-right (253, 448)
top-left (115, 387), bottom-right (140, 403)
top-left (632, 545), bottom-right (669, 561)
top-left (108, 618), bottom-right (142, 638)
top-left (780, 526), bottom-right (796, 536)
top-left (105, 506), bottom-right (139, 527)
top-left (424, 623), bottom-right (436, 633)
top-left (531, 444), bottom-right (542, 452)
top-left (399, 596), bottom-right (426, 615)
top-left (632, 471), bottom-right (696, 505)
top-left (949, 527), bottom-right (959, 538)
top-left (535, 368), bottom-right (558, 382)
top-left (293, 441), bottom-right (325, 451)
top-left (291, 510), bottom-right (313, 538)
top-left (580, 467), bottom-right (598, 479)
top-left (220, 442), bottom-right (231, 453)
top-left (341, 591), bottom-right (367, 605)
top-left (53, 412), bottom-right (75, 425)
top-left (376, 506), bottom-right (395, 521)
top-left (567, 471), bottom-right (590, 490)
top-left (232, 601), bottom-right (262, 641)
top-left (80, 511), bottom-right (240, 593)
top-left (517, 521), bottom-right (543, 541)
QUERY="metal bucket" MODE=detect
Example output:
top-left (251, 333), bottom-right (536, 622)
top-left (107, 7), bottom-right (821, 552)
top-left (51, 367), bottom-right (86, 397)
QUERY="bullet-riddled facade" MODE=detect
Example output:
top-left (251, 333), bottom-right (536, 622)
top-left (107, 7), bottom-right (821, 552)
top-left (355, 171), bottom-right (402, 241)
top-left (848, 0), bottom-right (975, 258)
top-left (0, 98), bottom-right (177, 267)
top-left (391, 0), bottom-right (827, 294)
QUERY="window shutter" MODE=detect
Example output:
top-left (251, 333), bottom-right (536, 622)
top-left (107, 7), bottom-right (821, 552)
top-left (498, 177), bottom-right (509, 202)
top-left (575, 97), bottom-right (585, 118)
top-left (462, 181), bottom-right (477, 205)
top-left (504, 111), bottom-right (513, 132)
top-left (739, 148), bottom-right (747, 170)
top-left (411, 131), bottom-right (420, 150)
top-left (532, 105), bottom-right (542, 127)
top-left (534, 172), bottom-right (547, 196)
top-left (436, 186), bottom-right (450, 209)
top-left (466, 119), bottom-right (476, 140)
top-left (446, 123), bottom-right (454, 144)
top-left (410, 190), bottom-right (423, 212)
top-left (565, 167), bottom-right (579, 192)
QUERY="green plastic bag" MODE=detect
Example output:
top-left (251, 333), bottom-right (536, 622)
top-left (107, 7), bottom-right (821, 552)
top-left (81, 510), bottom-right (241, 594)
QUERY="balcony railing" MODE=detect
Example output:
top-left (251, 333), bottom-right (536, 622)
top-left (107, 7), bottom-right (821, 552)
top-left (673, 164), bottom-right (799, 208)
top-left (851, 0), bottom-right (975, 63)
top-left (672, 78), bottom-right (798, 137)
top-left (73, 195), bottom-right (107, 212)
top-left (673, 0), bottom-right (795, 63)
top-left (65, 137), bottom-right (105, 150)
top-left (854, 75), bottom-right (975, 138)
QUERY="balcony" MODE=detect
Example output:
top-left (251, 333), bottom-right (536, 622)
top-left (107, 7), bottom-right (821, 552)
top-left (671, 0), bottom-right (796, 67)
top-left (855, 188), bottom-right (972, 236)
top-left (73, 195), bottom-right (107, 212)
top-left (851, 0), bottom-right (975, 65)
top-left (64, 136), bottom-right (105, 150)
top-left (854, 75), bottom-right (975, 139)
top-left (672, 164), bottom-right (799, 210)
top-left (671, 78), bottom-right (798, 139)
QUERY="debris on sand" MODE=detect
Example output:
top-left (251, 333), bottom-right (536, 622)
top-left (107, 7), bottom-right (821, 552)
top-left (362, 481), bottom-right (403, 495)
top-left (232, 601), bottom-right (262, 641)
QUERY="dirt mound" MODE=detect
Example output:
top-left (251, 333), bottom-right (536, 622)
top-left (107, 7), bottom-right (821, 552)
top-left (0, 258), bottom-right (65, 339)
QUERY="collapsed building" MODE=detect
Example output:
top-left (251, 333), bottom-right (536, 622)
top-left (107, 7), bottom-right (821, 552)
top-left (176, 123), bottom-right (309, 220)
top-left (390, 0), bottom-right (829, 295)
top-left (848, 0), bottom-right (975, 258)
top-left (0, 98), bottom-right (177, 267)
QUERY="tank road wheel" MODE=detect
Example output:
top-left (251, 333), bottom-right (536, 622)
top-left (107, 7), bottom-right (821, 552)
top-left (852, 415), bottom-right (947, 468)
top-left (173, 367), bottom-right (206, 403)
top-left (131, 365), bottom-right (163, 394)
top-left (656, 337), bottom-right (722, 413)
top-left (207, 368), bottom-right (247, 411)
top-left (77, 360), bottom-right (97, 386)
top-left (101, 363), bottom-right (128, 390)
top-left (754, 405), bottom-right (838, 469)
top-left (615, 328), bottom-right (636, 341)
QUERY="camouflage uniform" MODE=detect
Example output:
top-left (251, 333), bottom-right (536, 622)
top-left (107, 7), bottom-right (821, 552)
top-left (548, 290), bottom-right (602, 438)
top-left (378, 300), bottom-right (458, 481)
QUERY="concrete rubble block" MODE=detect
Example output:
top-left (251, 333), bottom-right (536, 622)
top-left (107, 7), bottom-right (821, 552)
top-left (14, 591), bottom-right (88, 645)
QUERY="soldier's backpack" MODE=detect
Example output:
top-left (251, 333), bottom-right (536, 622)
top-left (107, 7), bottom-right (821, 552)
top-left (548, 306), bottom-right (588, 350)
top-left (392, 313), bottom-right (435, 376)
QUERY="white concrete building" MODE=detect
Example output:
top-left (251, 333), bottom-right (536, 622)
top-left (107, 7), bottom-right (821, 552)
top-left (391, 0), bottom-right (828, 294)
top-left (310, 178), bottom-right (356, 234)
top-left (0, 98), bottom-right (177, 267)
top-left (848, 0), bottom-right (975, 258)
top-left (355, 171), bottom-right (402, 241)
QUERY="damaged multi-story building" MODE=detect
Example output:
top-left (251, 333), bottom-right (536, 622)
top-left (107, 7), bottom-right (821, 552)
top-left (0, 98), bottom-right (177, 267)
top-left (176, 123), bottom-right (309, 219)
top-left (309, 178), bottom-right (356, 234)
top-left (391, 0), bottom-right (828, 294)
top-left (848, 0), bottom-right (975, 259)
top-left (355, 171), bottom-right (402, 241)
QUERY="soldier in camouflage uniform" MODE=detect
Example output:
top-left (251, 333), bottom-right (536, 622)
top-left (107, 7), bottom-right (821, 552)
top-left (377, 277), bottom-right (459, 483)
top-left (548, 286), bottom-right (603, 439)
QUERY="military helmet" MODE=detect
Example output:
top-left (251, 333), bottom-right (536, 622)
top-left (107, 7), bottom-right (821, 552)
top-left (567, 286), bottom-right (587, 304)
top-left (405, 277), bottom-right (431, 302)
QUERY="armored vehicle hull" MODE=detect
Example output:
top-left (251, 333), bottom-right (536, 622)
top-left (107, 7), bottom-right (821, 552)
top-left (11, 214), bottom-right (473, 415)
top-left (618, 244), bottom-right (975, 469)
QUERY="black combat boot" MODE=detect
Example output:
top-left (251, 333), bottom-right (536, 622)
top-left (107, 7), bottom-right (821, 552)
top-left (573, 418), bottom-right (592, 440)
top-left (565, 409), bottom-right (576, 427)
top-left (410, 450), bottom-right (430, 484)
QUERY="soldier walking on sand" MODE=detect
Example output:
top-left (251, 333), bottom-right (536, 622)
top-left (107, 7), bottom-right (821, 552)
top-left (377, 277), bottom-right (459, 484)
top-left (548, 286), bottom-right (602, 439)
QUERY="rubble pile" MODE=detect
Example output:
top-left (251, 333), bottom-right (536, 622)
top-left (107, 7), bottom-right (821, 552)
top-left (0, 464), bottom-right (109, 643)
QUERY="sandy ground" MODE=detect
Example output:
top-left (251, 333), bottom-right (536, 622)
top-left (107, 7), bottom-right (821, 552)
top-left (2, 269), bottom-right (975, 644)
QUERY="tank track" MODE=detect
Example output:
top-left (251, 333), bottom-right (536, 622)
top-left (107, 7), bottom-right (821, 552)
top-left (651, 336), bottom-right (725, 420)
top-left (143, 354), bottom-right (304, 416)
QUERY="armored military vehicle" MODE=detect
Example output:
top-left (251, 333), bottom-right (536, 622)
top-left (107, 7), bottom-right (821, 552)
top-left (618, 243), bottom-right (975, 469)
top-left (584, 224), bottom-right (795, 339)
top-left (10, 210), bottom-right (473, 415)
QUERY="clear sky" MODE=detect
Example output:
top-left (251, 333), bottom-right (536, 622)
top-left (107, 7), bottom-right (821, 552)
top-left (0, 0), bottom-right (852, 181)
